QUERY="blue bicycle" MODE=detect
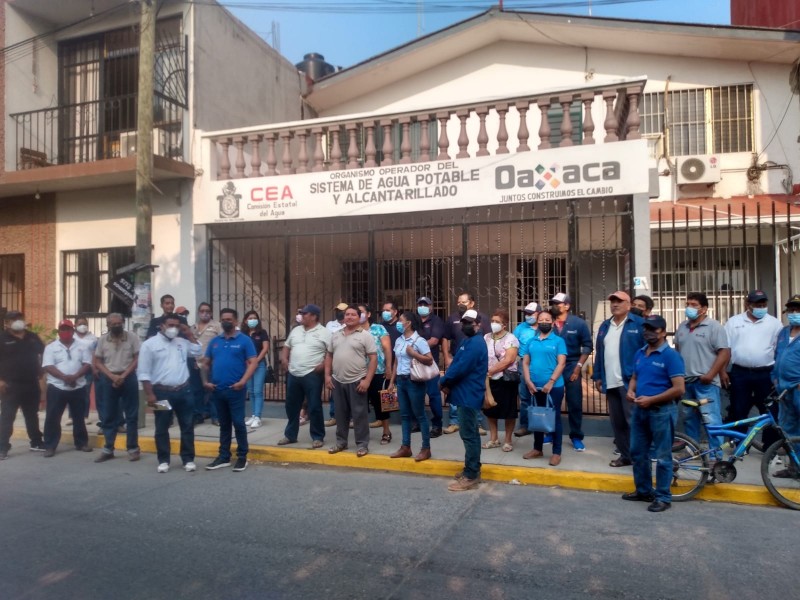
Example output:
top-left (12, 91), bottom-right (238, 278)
top-left (671, 388), bottom-right (800, 509)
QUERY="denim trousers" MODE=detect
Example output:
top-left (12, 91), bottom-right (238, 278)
top-left (425, 375), bottom-right (443, 429)
top-left (457, 405), bottom-right (482, 479)
top-left (44, 385), bottom-right (89, 450)
top-left (518, 379), bottom-right (531, 428)
top-left (631, 403), bottom-right (677, 503)
top-left (212, 387), bottom-right (249, 461)
top-left (99, 373), bottom-right (139, 452)
top-left (285, 371), bottom-right (325, 442)
top-left (563, 362), bottom-right (584, 441)
top-left (153, 386), bottom-right (194, 465)
top-left (397, 377), bottom-right (430, 448)
top-left (247, 362), bottom-right (267, 418)
top-left (728, 367), bottom-right (780, 449)
top-left (606, 386), bottom-right (632, 462)
top-left (531, 388), bottom-right (564, 454)
top-left (779, 388), bottom-right (800, 439)
top-left (0, 380), bottom-right (43, 452)
top-left (449, 399), bottom-right (487, 428)
top-left (188, 359), bottom-right (208, 419)
top-left (68, 372), bottom-right (93, 420)
top-left (681, 381), bottom-right (723, 459)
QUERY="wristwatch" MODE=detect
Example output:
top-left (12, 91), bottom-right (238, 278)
top-left (576, 362), bottom-right (583, 368)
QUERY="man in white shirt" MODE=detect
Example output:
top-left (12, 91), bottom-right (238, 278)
top-left (137, 314), bottom-right (203, 473)
top-left (722, 290), bottom-right (783, 447)
top-left (42, 319), bottom-right (93, 457)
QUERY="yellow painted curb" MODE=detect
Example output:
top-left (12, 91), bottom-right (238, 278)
top-left (12, 428), bottom-right (783, 508)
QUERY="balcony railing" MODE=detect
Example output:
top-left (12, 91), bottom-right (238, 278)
top-left (10, 93), bottom-right (185, 170)
top-left (207, 78), bottom-right (645, 181)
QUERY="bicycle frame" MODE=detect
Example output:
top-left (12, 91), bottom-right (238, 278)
top-left (705, 412), bottom-right (778, 460)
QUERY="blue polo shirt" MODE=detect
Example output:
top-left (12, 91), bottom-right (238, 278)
top-left (205, 332), bottom-right (257, 389)
top-left (632, 342), bottom-right (685, 397)
top-left (520, 331), bottom-right (567, 388)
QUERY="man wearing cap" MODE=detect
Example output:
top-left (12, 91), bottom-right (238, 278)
top-left (722, 290), bottom-right (783, 448)
top-left (415, 296), bottom-right (446, 437)
top-left (771, 296), bottom-right (800, 479)
top-left (280, 304), bottom-right (332, 448)
top-left (440, 309), bottom-right (489, 491)
top-left (41, 319), bottom-right (94, 457)
top-left (0, 311), bottom-right (46, 459)
top-left (512, 302), bottom-right (542, 437)
top-left (323, 302), bottom-right (348, 425)
top-left (550, 292), bottom-right (593, 451)
top-left (674, 292), bottom-right (730, 461)
top-left (146, 294), bottom-right (188, 339)
top-left (623, 315), bottom-right (686, 513)
top-left (593, 291), bottom-right (645, 466)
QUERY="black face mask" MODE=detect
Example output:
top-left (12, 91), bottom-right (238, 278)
top-left (643, 330), bottom-right (660, 345)
top-left (221, 321), bottom-right (235, 333)
top-left (457, 304), bottom-right (468, 315)
top-left (109, 325), bottom-right (124, 336)
top-left (630, 306), bottom-right (644, 317)
top-left (461, 323), bottom-right (476, 337)
top-left (537, 323), bottom-right (553, 334)
top-left (335, 310), bottom-right (345, 321)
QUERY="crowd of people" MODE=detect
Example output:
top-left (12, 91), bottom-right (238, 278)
top-left (2, 288), bottom-right (800, 507)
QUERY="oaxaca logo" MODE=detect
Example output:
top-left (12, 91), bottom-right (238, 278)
top-left (217, 181), bottom-right (241, 218)
top-left (494, 161), bottom-right (621, 190)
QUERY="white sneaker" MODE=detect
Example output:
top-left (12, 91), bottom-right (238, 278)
top-left (65, 419), bottom-right (73, 426)
top-left (157, 463), bottom-right (170, 473)
top-left (245, 416), bottom-right (255, 426)
top-left (250, 417), bottom-right (262, 428)
top-left (184, 462), bottom-right (196, 472)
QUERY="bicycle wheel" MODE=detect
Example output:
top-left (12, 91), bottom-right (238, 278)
top-left (761, 436), bottom-right (800, 510)
top-left (671, 432), bottom-right (709, 501)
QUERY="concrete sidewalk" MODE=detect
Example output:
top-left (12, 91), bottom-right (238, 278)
top-left (9, 401), bottom-right (784, 508)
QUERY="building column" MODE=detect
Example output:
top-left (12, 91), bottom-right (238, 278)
top-left (630, 192), bottom-right (651, 297)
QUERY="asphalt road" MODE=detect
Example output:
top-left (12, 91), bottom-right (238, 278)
top-left (1, 450), bottom-right (798, 600)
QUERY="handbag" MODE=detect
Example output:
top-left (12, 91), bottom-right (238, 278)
top-left (264, 363), bottom-right (276, 384)
top-left (502, 370), bottom-right (521, 383)
top-left (528, 393), bottom-right (557, 433)
top-left (380, 382), bottom-right (399, 413)
top-left (409, 340), bottom-right (439, 382)
top-left (483, 376), bottom-right (497, 410)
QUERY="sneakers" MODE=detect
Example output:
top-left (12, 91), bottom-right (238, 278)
top-left (205, 456), bottom-right (231, 470)
top-left (94, 452), bottom-right (115, 463)
top-left (245, 416), bottom-right (255, 427)
top-left (250, 417), bottom-right (262, 428)
top-left (0, 450), bottom-right (7, 460)
top-left (572, 439), bottom-right (586, 452)
top-left (543, 434), bottom-right (553, 445)
top-left (29, 443), bottom-right (46, 452)
top-left (43, 448), bottom-right (55, 458)
top-left (157, 463), bottom-right (170, 473)
top-left (65, 418), bottom-right (73, 426)
top-left (184, 462), bottom-right (197, 472)
top-left (443, 424), bottom-right (460, 434)
top-left (232, 458), bottom-right (248, 472)
top-left (448, 476), bottom-right (480, 492)
top-left (324, 418), bottom-right (336, 427)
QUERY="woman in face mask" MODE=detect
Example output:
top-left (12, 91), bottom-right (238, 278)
top-left (483, 309), bottom-right (520, 452)
top-left (241, 310), bottom-right (271, 428)
top-left (358, 304), bottom-right (394, 444)
top-left (521, 310), bottom-right (567, 466)
top-left (67, 316), bottom-right (98, 427)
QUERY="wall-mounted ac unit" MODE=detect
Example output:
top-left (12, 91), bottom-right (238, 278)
top-left (677, 155), bottom-right (721, 185)
top-left (119, 129), bottom-right (167, 158)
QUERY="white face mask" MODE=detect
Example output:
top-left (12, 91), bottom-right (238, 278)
top-left (76, 324), bottom-right (88, 334)
top-left (359, 313), bottom-right (368, 324)
top-left (295, 314), bottom-right (303, 324)
top-left (10, 320), bottom-right (25, 332)
top-left (164, 327), bottom-right (179, 340)
top-left (490, 322), bottom-right (503, 334)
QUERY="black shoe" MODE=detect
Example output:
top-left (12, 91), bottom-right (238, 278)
top-left (75, 445), bottom-right (93, 453)
top-left (211, 418), bottom-right (220, 426)
top-left (0, 450), bottom-right (8, 460)
top-left (193, 416), bottom-right (205, 426)
top-left (29, 443), bottom-right (46, 452)
top-left (205, 456), bottom-right (231, 470)
top-left (43, 448), bottom-right (55, 458)
top-left (430, 427), bottom-right (443, 438)
top-left (232, 457), bottom-right (248, 472)
top-left (94, 452), bottom-right (114, 463)
top-left (622, 491), bottom-right (655, 502)
top-left (411, 424), bottom-right (421, 433)
top-left (610, 458), bottom-right (632, 468)
top-left (647, 500), bottom-right (671, 513)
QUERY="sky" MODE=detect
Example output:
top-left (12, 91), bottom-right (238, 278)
top-left (222, 0), bottom-right (732, 69)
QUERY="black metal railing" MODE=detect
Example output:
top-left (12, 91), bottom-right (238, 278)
top-left (10, 93), bottom-right (184, 170)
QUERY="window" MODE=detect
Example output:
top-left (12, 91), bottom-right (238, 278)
top-left (514, 254), bottom-right (567, 322)
top-left (63, 247), bottom-right (135, 318)
top-left (0, 254), bottom-right (25, 316)
top-left (640, 84), bottom-right (753, 156)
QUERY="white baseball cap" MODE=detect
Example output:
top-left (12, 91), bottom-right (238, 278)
top-left (461, 309), bottom-right (478, 321)
top-left (524, 302), bottom-right (542, 314)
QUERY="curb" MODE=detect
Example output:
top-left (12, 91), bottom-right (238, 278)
top-left (12, 428), bottom-right (782, 508)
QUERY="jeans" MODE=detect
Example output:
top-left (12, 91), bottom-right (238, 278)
top-left (397, 377), bottom-right (430, 448)
top-left (153, 386), bottom-right (194, 465)
top-left (631, 403), bottom-right (677, 503)
top-left (518, 379), bottom-right (531, 429)
top-left (44, 385), bottom-right (89, 450)
top-left (285, 371), bottom-right (325, 442)
top-left (727, 366), bottom-right (780, 449)
top-left (0, 380), bottom-right (43, 452)
top-left (426, 376), bottom-right (443, 429)
top-left (457, 404), bottom-right (481, 480)
top-left (99, 373), bottom-right (139, 452)
top-left (449, 400), bottom-right (487, 428)
top-left (247, 362), bottom-right (267, 418)
top-left (606, 386), bottom-right (632, 462)
top-left (563, 362), bottom-right (584, 440)
top-left (779, 388), bottom-right (800, 439)
top-left (681, 381), bottom-right (724, 459)
top-left (212, 387), bottom-right (249, 460)
top-left (68, 372), bottom-right (93, 420)
top-left (532, 387), bottom-right (564, 455)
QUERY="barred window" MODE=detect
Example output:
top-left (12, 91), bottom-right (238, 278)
top-left (0, 254), bottom-right (25, 317)
top-left (640, 84), bottom-right (753, 156)
top-left (63, 247), bottom-right (135, 318)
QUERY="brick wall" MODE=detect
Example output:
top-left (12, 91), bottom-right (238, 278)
top-left (0, 195), bottom-right (56, 327)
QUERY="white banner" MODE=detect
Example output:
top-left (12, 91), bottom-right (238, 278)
top-left (197, 140), bottom-right (648, 224)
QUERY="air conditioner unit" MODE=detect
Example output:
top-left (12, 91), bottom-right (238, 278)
top-left (677, 155), bottom-right (721, 185)
top-left (119, 129), bottom-right (167, 158)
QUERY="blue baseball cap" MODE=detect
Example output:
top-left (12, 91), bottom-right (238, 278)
top-left (300, 304), bottom-right (321, 317)
top-left (643, 314), bottom-right (667, 330)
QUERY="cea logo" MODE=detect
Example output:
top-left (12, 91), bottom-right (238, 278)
top-left (494, 162), bottom-right (621, 190)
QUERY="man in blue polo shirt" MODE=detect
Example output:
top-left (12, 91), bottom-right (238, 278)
top-left (204, 308), bottom-right (258, 472)
top-left (623, 315), bottom-right (685, 513)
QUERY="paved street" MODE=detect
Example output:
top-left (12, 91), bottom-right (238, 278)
top-left (1, 450), bottom-right (798, 600)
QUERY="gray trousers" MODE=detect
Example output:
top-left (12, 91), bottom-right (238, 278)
top-left (607, 386), bottom-right (632, 462)
top-left (332, 379), bottom-right (370, 450)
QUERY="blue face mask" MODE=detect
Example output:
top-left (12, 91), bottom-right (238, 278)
top-left (685, 307), bottom-right (699, 320)
top-left (751, 308), bottom-right (768, 320)
top-left (396, 322), bottom-right (406, 334)
top-left (788, 313), bottom-right (800, 327)
top-left (382, 311), bottom-right (392, 322)
top-left (246, 319), bottom-right (259, 329)
top-left (417, 306), bottom-right (430, 317)
top-left (524, 314), bottom-right (536, 325)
